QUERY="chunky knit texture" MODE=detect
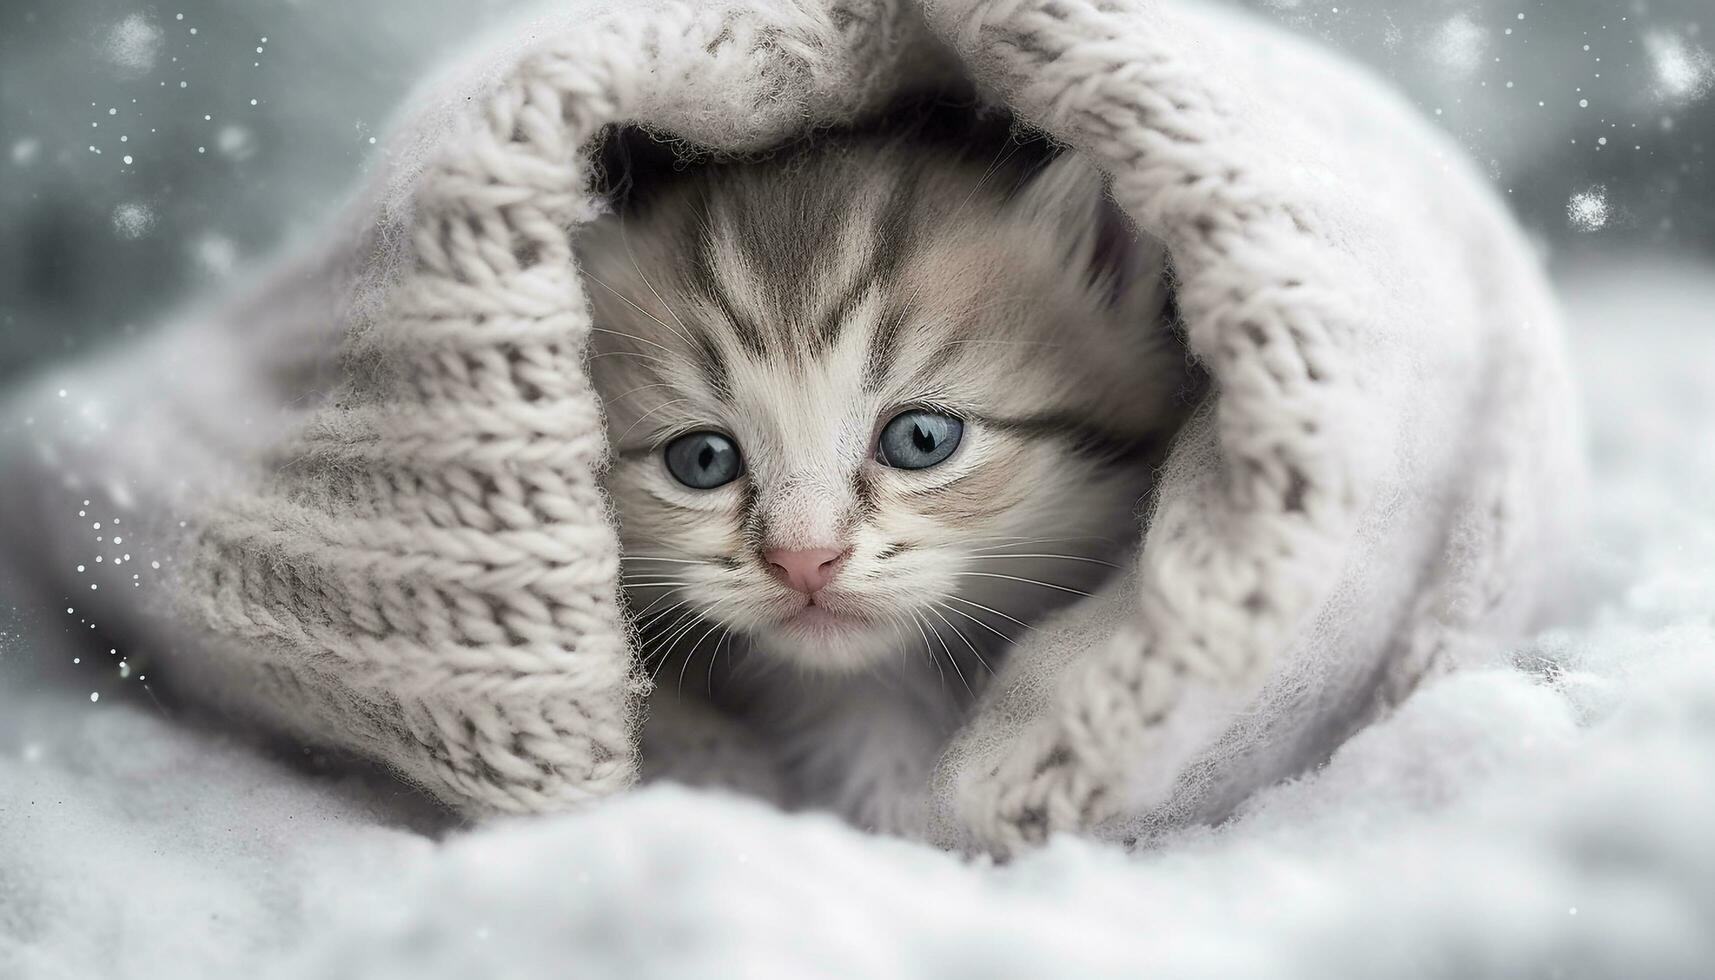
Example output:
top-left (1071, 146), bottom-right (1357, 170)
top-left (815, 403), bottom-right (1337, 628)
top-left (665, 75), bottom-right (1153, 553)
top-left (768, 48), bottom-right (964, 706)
top-left (0, 0), bottom-right (1580, 853)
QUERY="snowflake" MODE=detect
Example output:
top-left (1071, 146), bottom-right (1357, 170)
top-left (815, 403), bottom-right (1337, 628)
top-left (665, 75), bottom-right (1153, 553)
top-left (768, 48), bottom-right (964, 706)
top-left (112, 202), bottom-right (156, 240)
top-left (1567, 187), bottom-right (1609, 233)
top-left (1645, 31), bottom-right (1714, 104)
top-left (104, 14), bottom-right (163, 74)
top-left (1429, 14), bottom-right (1486, 80)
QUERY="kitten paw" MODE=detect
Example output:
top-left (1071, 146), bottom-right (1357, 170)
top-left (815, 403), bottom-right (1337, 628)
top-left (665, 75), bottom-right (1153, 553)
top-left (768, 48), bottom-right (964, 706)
top-left (834, 766), bottom-right (934, 837)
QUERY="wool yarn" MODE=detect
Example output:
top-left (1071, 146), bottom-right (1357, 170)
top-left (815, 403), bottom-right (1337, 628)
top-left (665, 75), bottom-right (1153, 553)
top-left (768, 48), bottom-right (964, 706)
top-left (0, 0), bottom-right (1580, 854)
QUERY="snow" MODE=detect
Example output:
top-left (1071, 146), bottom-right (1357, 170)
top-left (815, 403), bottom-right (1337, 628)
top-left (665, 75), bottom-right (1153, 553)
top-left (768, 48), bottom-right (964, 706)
top-left (1427, 14), bottom-right (1486, 80)
top-left (3, 262), bottom-right (1715, 976)
top-left (103, 15), bottom-right (164, 75)
top-left (110, 203), bottom-right (156, 240)
top-left (192, 234), bottom-right (240, 276)
top-left (1568, 187), bottom-right (1610, 232)
top-left (1644, 30), bottom-right (1714, 105)
top-left (217, 126), bottom-right (257, 162)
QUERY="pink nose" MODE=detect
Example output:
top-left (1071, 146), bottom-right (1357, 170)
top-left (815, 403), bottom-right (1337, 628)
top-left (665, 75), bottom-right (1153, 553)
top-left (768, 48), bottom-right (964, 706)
top-left (763, 547), bottom-right (848, 594)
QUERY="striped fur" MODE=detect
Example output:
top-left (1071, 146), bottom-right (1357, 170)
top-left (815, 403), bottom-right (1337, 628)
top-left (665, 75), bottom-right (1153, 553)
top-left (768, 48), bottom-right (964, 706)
top-left (579, 123), bottom-right (1195, 681)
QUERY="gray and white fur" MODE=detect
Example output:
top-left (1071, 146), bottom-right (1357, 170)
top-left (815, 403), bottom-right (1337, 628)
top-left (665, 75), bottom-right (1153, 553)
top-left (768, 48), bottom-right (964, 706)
top-left (577, 122), bottom-right (1195, 834)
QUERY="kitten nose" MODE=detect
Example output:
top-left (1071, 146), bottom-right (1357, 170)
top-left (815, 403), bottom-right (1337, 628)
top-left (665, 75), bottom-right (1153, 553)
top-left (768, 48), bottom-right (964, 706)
top-left (763, 547), bottom-right (848, 594)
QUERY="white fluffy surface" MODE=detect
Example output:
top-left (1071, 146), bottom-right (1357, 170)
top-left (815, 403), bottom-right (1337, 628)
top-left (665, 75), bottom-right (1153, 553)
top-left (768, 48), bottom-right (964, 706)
top-left (3, 261), bottom-right (1712, 977)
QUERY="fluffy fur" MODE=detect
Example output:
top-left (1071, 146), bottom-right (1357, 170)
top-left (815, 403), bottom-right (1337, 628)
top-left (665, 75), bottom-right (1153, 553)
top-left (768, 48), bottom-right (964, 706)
top-left (0, 0), bottom-right (1581, 850)
top-left (577, 120), bottom-right (1195, 830)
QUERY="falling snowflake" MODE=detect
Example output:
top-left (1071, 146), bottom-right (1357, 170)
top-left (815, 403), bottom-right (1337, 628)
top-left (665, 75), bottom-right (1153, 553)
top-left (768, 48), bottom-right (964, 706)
top-left (1644, 31), bottom-right (1714, 104)
top-left (1381, 20), bottom-right (1404, 54)
top-left (217, 125), bottom-right (257, 161)
top-left (1429, 14), bottom-right (1486, 80)
top-left (193, 233), bottom-right (239, 275)
top-left (112, 202), bottom-right (156, 239)
top-left (1567, 187), bottom-right (1609, 232)
top-left (104, 14), bottom-right (164, 74)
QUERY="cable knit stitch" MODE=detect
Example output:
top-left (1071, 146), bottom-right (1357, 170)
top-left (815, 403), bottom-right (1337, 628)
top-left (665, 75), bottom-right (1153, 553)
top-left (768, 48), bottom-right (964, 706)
top-left (0, 0), bottom-right (1579, 853)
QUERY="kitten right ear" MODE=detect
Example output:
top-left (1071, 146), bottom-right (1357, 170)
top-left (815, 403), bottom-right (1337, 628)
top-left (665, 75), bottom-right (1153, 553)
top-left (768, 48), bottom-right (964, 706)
top-left (1012, 151), bottom-right (1168, 317)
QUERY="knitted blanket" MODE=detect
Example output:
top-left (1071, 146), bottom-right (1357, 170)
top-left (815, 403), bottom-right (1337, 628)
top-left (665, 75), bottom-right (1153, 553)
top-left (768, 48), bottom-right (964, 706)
top-left (0, 0), bottom-right (1581, 855)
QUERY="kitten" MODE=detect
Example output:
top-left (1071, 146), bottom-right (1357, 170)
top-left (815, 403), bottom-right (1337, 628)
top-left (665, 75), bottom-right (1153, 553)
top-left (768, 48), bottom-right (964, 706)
top-left (577, 118), bottom-right (1194, 834)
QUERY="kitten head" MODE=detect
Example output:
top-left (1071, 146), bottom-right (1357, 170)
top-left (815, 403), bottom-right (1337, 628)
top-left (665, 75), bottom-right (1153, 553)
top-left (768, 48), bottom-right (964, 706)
top-left (579, 129), bottom-right (1193, 675)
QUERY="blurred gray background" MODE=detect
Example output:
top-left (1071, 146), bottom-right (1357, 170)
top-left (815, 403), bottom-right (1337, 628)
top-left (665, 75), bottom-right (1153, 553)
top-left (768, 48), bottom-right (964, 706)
top-left (1, 0), bottom-right (1710, 385)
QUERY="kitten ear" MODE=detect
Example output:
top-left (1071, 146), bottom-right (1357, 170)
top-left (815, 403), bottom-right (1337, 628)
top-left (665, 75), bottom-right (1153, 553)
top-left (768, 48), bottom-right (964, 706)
top-left (1012, 151), bottom-right (1169, 317)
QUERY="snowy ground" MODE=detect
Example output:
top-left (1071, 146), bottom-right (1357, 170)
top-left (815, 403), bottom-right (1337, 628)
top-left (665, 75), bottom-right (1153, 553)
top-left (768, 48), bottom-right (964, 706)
top-left (3, 261), bottom-right (1714, 978)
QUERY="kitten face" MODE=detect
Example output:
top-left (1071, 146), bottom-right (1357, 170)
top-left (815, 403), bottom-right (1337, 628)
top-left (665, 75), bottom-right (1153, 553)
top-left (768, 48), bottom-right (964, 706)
top-left (579, 132), bottom-right (1191, 675)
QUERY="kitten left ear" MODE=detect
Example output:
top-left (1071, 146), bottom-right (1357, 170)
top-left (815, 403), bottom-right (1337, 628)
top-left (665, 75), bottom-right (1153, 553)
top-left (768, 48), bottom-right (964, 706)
top-left (1011, 151), bottom-right (1168, 316)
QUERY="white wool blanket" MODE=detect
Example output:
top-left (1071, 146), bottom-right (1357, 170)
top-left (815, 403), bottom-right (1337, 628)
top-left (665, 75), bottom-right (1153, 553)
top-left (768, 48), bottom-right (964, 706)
top-left (0, 0), bottom-right (1580, 854)
top-left (1, 264), bottom-right (1706, 979)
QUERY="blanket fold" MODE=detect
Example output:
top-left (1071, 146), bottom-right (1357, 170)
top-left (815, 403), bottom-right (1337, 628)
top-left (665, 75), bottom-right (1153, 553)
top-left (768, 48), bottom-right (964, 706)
top-left (0, 0), bottom-right (1580, 854)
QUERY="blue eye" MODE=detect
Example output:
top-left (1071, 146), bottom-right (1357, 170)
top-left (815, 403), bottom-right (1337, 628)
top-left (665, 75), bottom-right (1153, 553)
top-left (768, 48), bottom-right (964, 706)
top-left (878, 410), bottom-right (963, 469)
top-left (664, 431), bottom-right (744, 489)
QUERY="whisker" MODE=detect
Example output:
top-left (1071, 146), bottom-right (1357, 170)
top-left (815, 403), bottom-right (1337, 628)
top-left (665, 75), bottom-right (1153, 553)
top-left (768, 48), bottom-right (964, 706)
top-left (678, 612), bottom-right (730, 695)
top-left (940, 338), bottom-right (1065, 349)
top-left (952, 137), bottom-right (1025, 218)
top-left (635, 595), bottom-right (694, 630)
top-left (620, 226), bottom-right (698, 349)
top-left (904, 609), bottom-right (946, 694)
top-left (583, 271), bottom-right (692, 350)
top-left (586, 349), bottom-right (676, 370)
top-left (606, 381), bottom-right (681, 404)
top-left (935, 598), bottom-right (1016, 647)
top-left (635, 613), bottom-right (689, 639)
top-left (969, 536), bottom-right (1107, 545)
top-left (928, 602), bottom-right (994, 680)
top-left (965, 534), bottom-right (1118, 555)
top-left (878, 610), bottom-right (911, 672)
top-left (942, 593), bottom-right (1037, 632)
top-left (588, 324), bottom-right (681, 359)
top-left (631, 580), bottom-right (689, 600)
top-left (921, 607), bottom-right (974, 698)
top-left (650, 602), bottom-right (711, 652)
top-left (707, 625), bottom-right (734, 696)
top-left (964, 553), bottom-right (1119, 568)
top-left (616, 397), bottom-right (690, 445)
top-left (631, 593), bottom-right (689, 624)
top-left (957, 572), bottom-right (1094, 598)
top-left (672, 593), bottom-right (734, 693)
top-left (648, 607), bottom-right (711, 684)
